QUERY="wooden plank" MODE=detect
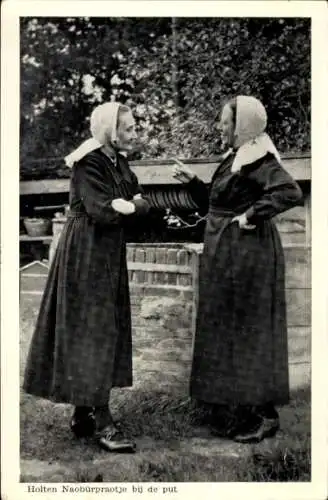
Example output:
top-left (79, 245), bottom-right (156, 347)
top-left (20, 178), bottom-right (70, 195)
top-left (34, 204), bottom-right (66, 212)
top-left (280, 157), bottom-right (311, 181)
top-left (133, 156), bottom-right (311, 185)
top-left (20, 235), bottom-right (53, 243)
top-left (21, 273), bottom-right (48, 278)
top-left (128, 150), bottom-right (311, 166)
top-left (20, 155), bottom-right (311, 195)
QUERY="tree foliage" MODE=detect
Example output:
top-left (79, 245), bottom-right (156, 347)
top-left (20, 17), bottom-right (310, 178)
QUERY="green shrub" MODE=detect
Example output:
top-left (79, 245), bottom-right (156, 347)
top-left (20, 17), bottom-right (310, 180)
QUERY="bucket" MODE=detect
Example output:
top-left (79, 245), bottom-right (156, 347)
top-left (23, 218), bottom-right (51, 237)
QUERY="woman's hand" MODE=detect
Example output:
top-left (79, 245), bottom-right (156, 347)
top-left (111, 198), bottom-right (136, 215)
top-left (172, 158), bottom-right (195, 183)
top-left (232, 213), bottom-right (256, 230)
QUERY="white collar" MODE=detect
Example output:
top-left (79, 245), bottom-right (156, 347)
top-left (231, 132), bottom-right (281, 173)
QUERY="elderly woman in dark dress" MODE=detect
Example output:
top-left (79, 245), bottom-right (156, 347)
top-left (23, 102), bottom-right (150, 453)
top-left (173, 95), bottom-right (303, 443)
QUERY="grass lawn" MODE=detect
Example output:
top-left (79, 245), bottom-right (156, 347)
top-left (20, 295), bottom-right (311, 483)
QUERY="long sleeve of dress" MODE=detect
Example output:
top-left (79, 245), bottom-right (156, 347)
top-left (244, 154), bottom-right (304, 224)
top-left (130, 173), bottom-right (151, 216)
top-left (77, 161), bottom-right (123, 226)
top-left (187, 176), bottom-right (210, 215)
top-left (132, 197), bottom-right (151, 215)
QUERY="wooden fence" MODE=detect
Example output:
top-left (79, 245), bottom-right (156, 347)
top-left (20, 152), bottom-right (311, 244)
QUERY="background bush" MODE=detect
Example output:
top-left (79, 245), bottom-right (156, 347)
top-left (20, 17), bottom-right (310, 179)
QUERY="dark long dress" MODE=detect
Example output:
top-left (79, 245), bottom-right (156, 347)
top-left (188, 152), bottom-right (303, 407)
top-left (23, 148), bottom-right (149, 407)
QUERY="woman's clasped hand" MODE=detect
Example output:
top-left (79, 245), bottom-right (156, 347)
top-left (111, 198), bottom-right (136, 214)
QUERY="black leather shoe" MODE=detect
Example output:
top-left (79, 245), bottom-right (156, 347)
top-left (233, 417), bottom-right (280, 444)
top-left (96, 424), bottom-right (136, 453)
top-left (210, 414), bottom-right (240, 439)
top-left (70, 411), bottom-right (96, 438)
top-left (211, 407), bottom-right (260, 440)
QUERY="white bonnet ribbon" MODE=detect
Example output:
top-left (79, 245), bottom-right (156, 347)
top-left (64, 102), bottom-right (122, 167)
top-left (231, 132), bottom-right (281, 173)
top-left (64, 138), bottom-right (102, 168)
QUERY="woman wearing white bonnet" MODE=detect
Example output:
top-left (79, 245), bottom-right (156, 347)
top-left (173, 95), bottom-right (303, 444)
top-left (23, 101), bottom-right (150, 453)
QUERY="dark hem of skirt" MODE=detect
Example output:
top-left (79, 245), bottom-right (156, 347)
top-left (189, 388), bottom-right (290, 408)
top-left (22, 380), bottom-right (133, 407)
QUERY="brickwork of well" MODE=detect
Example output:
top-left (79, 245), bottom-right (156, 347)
top-left (20, 242), bottom-right (311, 393)
top-left (125, 243), bottom-right (311, 392)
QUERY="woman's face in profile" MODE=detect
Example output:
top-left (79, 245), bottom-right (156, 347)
top-left (116, 111), bottom-right (138, 153)
top-left (218, 104), bottom-right (235, 147)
